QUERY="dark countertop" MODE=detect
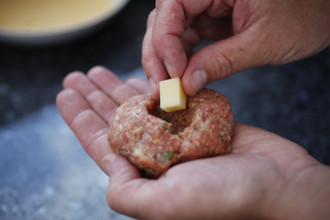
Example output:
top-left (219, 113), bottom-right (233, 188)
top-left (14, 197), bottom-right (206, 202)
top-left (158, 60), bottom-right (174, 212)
top-left (0, 1), bottom-right (329, 219)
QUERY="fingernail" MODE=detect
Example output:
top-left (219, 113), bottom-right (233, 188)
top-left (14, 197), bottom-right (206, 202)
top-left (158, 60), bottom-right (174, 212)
top-left (191, 70), bottom-right (207, 92)
top-left (102, 157), bottom-right (112, 177)
top-left (149, 78), bottom-right (157, 95)
top-left (164, 61), bottom-right (175, 78)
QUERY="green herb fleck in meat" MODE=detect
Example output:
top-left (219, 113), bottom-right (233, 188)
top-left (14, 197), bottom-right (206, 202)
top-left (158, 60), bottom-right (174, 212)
top-left (194, 145), bottom-right (201, 151)
top-left (161, 122), bottom-right (167, 130)
top-left (165, 151), bottom-right (175, 160)
top-left (220, 134), bottom-right (224, 142)
top-left (119, 148), bottom-right (128, 153)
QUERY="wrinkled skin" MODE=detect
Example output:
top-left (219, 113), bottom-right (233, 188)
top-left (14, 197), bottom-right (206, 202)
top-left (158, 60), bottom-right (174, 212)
top-left (142, 0), bottom-right (330, 98)
top-left (57, 66), bottom-right (330, 220)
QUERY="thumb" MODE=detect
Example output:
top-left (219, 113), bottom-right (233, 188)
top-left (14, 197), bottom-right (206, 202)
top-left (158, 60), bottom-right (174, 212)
top-left (182, 29), bottom-right (267, 96)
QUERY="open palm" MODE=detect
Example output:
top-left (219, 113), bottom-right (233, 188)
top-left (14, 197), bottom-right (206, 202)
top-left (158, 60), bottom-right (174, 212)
top-left (57, 66), bottom-right (327, 220)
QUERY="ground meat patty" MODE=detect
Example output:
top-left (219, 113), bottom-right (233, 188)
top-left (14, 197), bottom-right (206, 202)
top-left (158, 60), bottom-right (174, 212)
top-left (108, 88), bottom-right (234, 178)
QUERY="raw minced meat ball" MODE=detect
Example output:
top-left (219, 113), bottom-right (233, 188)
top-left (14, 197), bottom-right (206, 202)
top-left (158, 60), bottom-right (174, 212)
top-left (108, 88), bottom-right (234, 178)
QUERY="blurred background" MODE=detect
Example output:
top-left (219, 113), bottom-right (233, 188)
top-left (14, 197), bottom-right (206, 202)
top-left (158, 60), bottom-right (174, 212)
top-left (0, 0), bottom-right (329, 219)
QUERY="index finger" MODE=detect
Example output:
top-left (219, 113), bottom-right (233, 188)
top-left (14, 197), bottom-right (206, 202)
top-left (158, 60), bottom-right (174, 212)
top-left (56, 88), bottom-right (112, 173)
top-left (153, 0), bottom-right (212, 78)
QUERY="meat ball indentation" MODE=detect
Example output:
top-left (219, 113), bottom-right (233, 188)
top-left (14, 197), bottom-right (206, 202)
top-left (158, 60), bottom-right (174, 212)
top-left (147, 102), bottom-right (192, 135)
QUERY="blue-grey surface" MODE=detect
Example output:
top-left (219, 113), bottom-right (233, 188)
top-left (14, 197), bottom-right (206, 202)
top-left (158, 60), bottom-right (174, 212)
top-left (0, 105), bottom-right (133, 220)
top-left (0, 1), bottom-right (152, 219)
top-left (0, 0), bottom-right (329, 219)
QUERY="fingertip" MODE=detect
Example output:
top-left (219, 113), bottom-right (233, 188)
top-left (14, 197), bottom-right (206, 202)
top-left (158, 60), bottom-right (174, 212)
top-left (125, 78), bottom-right (151, 94)
top-left (153, 90), bottom-right (160, 101)
top-left (55, 88), bottom-right (90, 126)
top-left (87, 65), bottom-right (113, 78)
top-left (190, 69), bottom-right (208, 93)
top-left (148, 78), bottom-right (160, 100)
top-left (56, 88), bottom-right (80, 110)
top-left (63, 71), bottom-right (85, 89)
top-left (164, 61), bottom-right (176, 78)
top-left (181, 69), bottom-right (207, 96)
top-left (56, 89), bottom-right (67, 108)
top-left (181, 83), bottom-right (196, 97)
top-left (56, 87), bottom-right (71, 103)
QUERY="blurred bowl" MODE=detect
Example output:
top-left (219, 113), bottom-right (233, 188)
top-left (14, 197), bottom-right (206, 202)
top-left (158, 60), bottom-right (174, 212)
top-left (0, 0), bottom-right (130, 46)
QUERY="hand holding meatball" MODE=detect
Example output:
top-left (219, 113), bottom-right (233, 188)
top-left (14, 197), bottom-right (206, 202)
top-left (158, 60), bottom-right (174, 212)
top-left (109, 88), bottom-right (234, 178)
top-left (57, 67), bottom-right (330, 220)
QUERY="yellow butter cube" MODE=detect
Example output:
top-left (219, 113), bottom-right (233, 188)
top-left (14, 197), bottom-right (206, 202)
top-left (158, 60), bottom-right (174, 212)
top-left (159, 77), bottom-right (186, 112)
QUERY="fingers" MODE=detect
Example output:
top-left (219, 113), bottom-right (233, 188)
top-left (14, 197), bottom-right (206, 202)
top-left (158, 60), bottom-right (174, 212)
top-left (125, 78), bottom-right (151, 94)
top-left (182, 28), bottom-right (266, 96)
top-left (142, 9), bottom-right (170, 100)
top-left (87, 66), bottom-right (140, 105)
top-left (153, 0), bottom-right (222, 78)
top-left (151, 0), bottom-right (232, 78)
top-left (143, 0), bottom-right (237, 98)
top-left (63, 71), bottom-right (118, 123)
top-left (56, 88), bottom-right (112, 172)
top-left (153, 0), bottom-right (188, 78)
top-left (58, 66), bottom-right (147, 173)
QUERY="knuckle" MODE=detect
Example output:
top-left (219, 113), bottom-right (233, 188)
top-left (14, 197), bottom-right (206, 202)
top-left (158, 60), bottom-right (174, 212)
top-left (141, 51), bottom-right (153, 73)
top-left (204, 47), bottom-right (233, 81)
top-left (63, 71), bottom-right (83, 88)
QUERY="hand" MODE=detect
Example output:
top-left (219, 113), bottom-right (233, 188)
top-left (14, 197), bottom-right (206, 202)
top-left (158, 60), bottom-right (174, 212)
top-left (143, 0), bottom-right (330, 98)
top-left (57, 66), bottom-right (330, 220)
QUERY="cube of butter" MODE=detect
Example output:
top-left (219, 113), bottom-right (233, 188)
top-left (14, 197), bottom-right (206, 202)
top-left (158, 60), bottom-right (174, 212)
top-left (159, 77), bottom-right (186, 112)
